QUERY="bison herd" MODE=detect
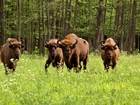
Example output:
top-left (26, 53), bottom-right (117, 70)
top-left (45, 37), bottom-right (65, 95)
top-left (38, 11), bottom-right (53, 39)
top-left (0, 33), bottom-right (120, 74)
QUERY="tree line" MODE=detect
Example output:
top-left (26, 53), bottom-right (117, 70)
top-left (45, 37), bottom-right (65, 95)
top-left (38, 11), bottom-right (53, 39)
top-left (0, 0), bottom-right (140, 55)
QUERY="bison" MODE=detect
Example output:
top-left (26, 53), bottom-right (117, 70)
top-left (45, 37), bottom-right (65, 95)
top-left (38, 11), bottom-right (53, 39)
top-left (45, 39), bottom-right (64, 71)
top-left (57, 33), bottom-right (89, 73)
top-left (0, 38), bottom-right (24, 74)
top-left (101, 38), bottom-right (120, 72)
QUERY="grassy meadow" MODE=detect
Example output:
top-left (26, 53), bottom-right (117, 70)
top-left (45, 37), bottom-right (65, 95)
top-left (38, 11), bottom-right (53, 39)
top-left (0, 52), bottom-right (140, 105)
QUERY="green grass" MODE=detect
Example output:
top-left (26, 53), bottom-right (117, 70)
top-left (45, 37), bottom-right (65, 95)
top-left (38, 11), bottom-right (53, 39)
top-left (0, 53), bottom-right (140, 105)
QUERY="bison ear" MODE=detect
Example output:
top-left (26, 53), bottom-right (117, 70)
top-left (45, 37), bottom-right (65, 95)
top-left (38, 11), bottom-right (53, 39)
top-left (113, 46), bottom-right (117, 50)
top-left (101, 46), bottom-right (105, 50)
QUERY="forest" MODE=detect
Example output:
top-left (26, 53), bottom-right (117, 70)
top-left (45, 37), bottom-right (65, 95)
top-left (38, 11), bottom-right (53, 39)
top-left (0, 0), bottom-right (140, 55)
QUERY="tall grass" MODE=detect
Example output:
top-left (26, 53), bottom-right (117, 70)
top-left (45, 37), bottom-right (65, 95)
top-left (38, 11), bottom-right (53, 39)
top-left (0, 53), bottom-right (140, 105)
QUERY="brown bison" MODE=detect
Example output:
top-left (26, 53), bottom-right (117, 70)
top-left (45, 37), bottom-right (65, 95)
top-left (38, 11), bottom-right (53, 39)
top-left (0, 38), bottom-right (24, 74)
top-left (45, 39), bottom-right (64, 71)
top-left (101, 38), bottom-right (120, 72)
top-left (57, 33), bottom-right (89, 72)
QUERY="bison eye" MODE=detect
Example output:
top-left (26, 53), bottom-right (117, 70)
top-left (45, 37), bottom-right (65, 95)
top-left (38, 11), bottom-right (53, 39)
top-left (54, 46), bottom-right (57, 49)
top-left (70, 45), bottom-right (76, 49)
top-left (19, 46), bottom-right (21, 49)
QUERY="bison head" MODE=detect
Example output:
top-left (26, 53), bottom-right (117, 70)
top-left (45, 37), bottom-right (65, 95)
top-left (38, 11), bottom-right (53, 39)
top-left (57, 39), bottom-right (78, 57)
top-left (101, 42), bottom-right (117, 61)
top-left (45, 40), bottom-right (59, 59)
top-left (9, 41), bottom-right (24, 59)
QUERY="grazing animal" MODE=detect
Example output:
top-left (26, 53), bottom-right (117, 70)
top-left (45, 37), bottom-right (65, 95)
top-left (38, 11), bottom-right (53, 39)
top-left (0, 38), bottom-right (24, 74)
top-left (57, 33), bottom-right (89, 72)
top-left (101, 38), bottom-right (120, 72)
top-left (45, 39), bottom-right (64, 71)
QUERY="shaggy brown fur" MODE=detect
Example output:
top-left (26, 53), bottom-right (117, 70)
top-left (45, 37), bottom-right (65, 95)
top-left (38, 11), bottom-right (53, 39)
top-left (101, 38), bottom-right (120, 72)
top-left (45, 39), bottom-right (64, 71)
top-left (58, 33), bottom-right (89, 73)
top-left (1, 38), bottom-right (24, 74)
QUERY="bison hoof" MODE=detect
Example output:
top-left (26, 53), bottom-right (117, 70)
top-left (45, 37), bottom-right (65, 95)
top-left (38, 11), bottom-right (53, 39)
top-left (75, 70), bottom-right (80, 73)
top-left (45, 69), bottom-right (48, 72)
top-left (84, 70), bottom-right (87, 72)
top-left (5, 71), bottom-right (8, 75)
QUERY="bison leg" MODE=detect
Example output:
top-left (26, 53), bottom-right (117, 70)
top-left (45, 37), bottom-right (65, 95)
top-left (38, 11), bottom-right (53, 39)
top-left (4, 64), bottom-right (8, 75)
top-left (12, 63), bottom-right (17, 72)
top-left (5, 68), bottom-right (8, 75)
top-left (105, 67), bottom-right (109, 72)
top-left (12, 69), bottom-right (15, 72)
top-left (75, 67), bottom-right (80, 73)
top-left (104, 62), bottom-right (109, 72)
top-left (56, 62), bottom-right (60, 70)
top-left (45, 60), bottom-right (51, 71)
top-left (112, 62), bottom-right (116, 69)
top-left (83, 57), bottom-right (88, 72)
top-left (79, 63), bottom-right (82, 70)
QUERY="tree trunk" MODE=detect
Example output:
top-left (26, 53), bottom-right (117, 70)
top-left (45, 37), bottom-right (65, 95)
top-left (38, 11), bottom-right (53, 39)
top-left (17, 0), bottom-right (20, 41)
top-left (42, 0), bottom-right (45, 56)
top-left (130, 0), bottom-right (137, 53)
top-left (67, 0), bottom-right (71, 33)
top-left (46, 1), bottom-right (51, 39)
top-left (62, 0), bottom-right (65, 38)
top-left (87, 0), bottom-right (92, 51)
top-left (73, 0), bottom-right (78, 33)
top-left (38, 0), bottom-right (42, 55)
top-left (94, 0), bottom-right (105, 51)
top-left (127, 1), bottom-right (133, 53)
top-left (113, 0), bottom-right (120, 39)
top-left (52, 10), bottom-right (56, 38)
top-left (64, 0), bottom-right (68, 36)
top-left (120, 1), bottom-right (125, 51)
top-left (0, 0), bottom-right (5, 46)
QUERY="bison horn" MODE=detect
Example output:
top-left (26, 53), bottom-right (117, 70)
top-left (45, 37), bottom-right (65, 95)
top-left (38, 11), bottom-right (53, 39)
top-left (101, 41), bottom-right (105, 47)
top-left (57, 40), bottom-right (61, 45)
top-left (20, 38), bottom-right (24, 44)
top-left (73, 39), bottom-right (78, 46)
top-left (57, 40), bottom-right (63, 48)
top-left (45, 41), bottom-right (49, 48)
top-left (100, 40), bottom-right (105, 50)
top-left (71, 39), bottom-right (78, 48)
top-left (101, 42), bottom-right (105, 47)
top-left (100, 40), bottom-right (105, 47)
top-left (9, 41), bottom-right (14, 49)
top-left (113, 44), bottom-right (117, 50)
top-left (9, 40), bottom-right (13, 45)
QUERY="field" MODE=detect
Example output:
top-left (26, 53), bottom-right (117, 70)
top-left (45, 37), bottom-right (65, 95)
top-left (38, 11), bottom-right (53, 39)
top-left (0, 52), bottom-right (140, 105)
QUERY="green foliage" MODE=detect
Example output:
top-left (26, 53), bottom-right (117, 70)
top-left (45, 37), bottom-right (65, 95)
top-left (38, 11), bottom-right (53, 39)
top-left (0, 54), bottom-right (140, 104)
top-left (3, 0), bottom-right (140, 41)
